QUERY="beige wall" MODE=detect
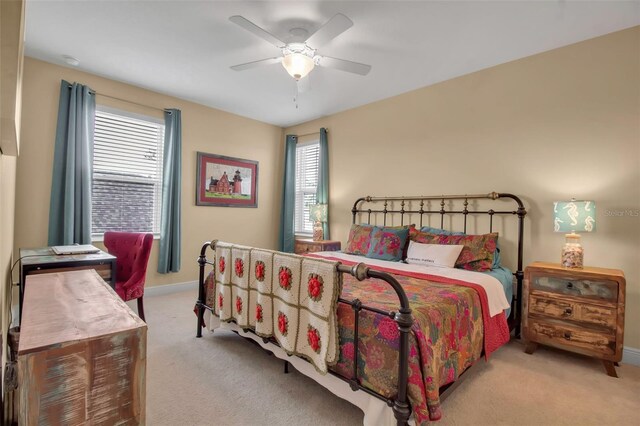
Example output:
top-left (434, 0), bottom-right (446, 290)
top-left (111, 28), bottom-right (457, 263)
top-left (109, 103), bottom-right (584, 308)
top-left (286, 27), bottom-right (640, 348)
top-left (1, 0), bottom-right (23, 388)
top-left (15, 58), bottom-right (284, 287)
top-left (0, 154), bottom-right (17, 384)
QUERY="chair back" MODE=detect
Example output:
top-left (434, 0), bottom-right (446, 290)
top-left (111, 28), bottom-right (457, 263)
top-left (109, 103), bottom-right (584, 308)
top-left (103, 232), bottom-right (153, 288)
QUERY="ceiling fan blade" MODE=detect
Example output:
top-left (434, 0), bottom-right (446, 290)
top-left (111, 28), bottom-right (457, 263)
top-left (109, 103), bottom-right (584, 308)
top-left (317, 56), bottom-right (371, 76)
top-left (229, 15), bottom-right (285, 48)
top-left (230, 57), bottom-right (282, 71)
top-left (305, 13), bottom-right (353, 48)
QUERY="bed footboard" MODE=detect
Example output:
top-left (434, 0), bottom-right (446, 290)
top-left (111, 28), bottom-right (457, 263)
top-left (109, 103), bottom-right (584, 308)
top-left (194, 240), bottom-right (414, 426)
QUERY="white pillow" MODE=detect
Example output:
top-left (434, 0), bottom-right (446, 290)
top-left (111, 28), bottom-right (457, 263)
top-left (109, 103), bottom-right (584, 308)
top-left (405, 241), bottom-right (464, 268)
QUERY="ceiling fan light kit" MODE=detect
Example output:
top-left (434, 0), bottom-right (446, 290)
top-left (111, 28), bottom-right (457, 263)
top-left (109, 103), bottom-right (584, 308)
top-left (229, 13), bottom-right (371, 81)
top-left (282, 53), bottom-right (315, 80)
top-left (282, 43), bottom-right (317, 80)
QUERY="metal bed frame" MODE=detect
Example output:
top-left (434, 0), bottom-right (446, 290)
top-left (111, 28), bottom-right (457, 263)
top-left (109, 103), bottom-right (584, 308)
top-left (194, 192), bottom-right (526, 425)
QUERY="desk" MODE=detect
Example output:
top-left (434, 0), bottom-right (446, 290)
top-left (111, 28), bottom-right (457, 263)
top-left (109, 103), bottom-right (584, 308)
top-left (18, 270), bottom-right (146, 424)
top-left (19, 247), bottom-right (116, 322)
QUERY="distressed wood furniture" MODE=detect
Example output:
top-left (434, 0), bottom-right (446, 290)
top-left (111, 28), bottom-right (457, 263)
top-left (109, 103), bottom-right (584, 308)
top-left (523, 262), bottom-right (625, 377)
top-left (196, 192), bottom-right (527, 425)
top-left (18, 247), bottom-right (116, 322)
top-left (294, 238), bottom-right (341, 254)
top-left (18, 269), bottom-right (146, 425)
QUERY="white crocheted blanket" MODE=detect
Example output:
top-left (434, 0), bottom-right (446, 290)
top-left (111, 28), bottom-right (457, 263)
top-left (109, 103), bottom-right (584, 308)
top-left (212, 242), bottom-right (342, 374)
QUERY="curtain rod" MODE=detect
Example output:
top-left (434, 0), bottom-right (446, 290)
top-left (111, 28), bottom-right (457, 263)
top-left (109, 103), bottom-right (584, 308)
top-left (93, 91), bottom-right (169, 113)
top-left (67, 83), bottom-right (170, 113)
top-left (296, 129), bottom-right (328, 138)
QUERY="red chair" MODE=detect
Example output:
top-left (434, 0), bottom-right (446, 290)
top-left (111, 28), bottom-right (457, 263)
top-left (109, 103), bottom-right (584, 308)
top-left (104, 232), bottom-right (153, 321)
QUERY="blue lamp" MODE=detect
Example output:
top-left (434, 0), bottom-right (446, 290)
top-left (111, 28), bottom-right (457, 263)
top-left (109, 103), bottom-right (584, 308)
top-left (554, 200), bottom-right (596, 268)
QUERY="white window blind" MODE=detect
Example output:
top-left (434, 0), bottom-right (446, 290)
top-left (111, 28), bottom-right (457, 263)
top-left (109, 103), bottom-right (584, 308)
top-left (92, 107), bottom-right (165, 236)
top-left (295, 141), bottom-right (320, 235)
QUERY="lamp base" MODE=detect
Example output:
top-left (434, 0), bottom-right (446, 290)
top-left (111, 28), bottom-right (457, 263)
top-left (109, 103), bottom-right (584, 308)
top-left (312, 222), bottom-right (324, 242)
top-left (561, 232), bottom-right (583, 268)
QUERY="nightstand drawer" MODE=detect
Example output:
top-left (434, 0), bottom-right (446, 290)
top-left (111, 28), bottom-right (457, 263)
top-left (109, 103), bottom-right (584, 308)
top-left (528, 319), bottom-right (615, 357)
top-left (294, 239), bottom-right (341, 255)
top-left (529, 294), bottom-right (616, 329)
top-left (296, 242), bottom-right (320, 253)
top-left (530, 274), bottom-right (617, 302)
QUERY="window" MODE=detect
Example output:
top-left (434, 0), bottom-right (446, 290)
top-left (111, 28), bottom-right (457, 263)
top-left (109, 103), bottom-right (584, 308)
top-left (294, 141), bottom-right (320, 235)
top-left (92, 107), bottom-right (165, 237)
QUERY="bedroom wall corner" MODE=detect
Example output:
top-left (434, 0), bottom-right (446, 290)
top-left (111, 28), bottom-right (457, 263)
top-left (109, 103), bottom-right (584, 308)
top-left (15, 58), bottom-right (284, 289)
top-left (284, 27), bottom-right (640, 350)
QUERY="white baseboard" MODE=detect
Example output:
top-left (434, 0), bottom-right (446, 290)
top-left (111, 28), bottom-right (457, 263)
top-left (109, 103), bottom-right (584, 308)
top-left (622, 347), bottom-right (640, 366)
top-left (144, 280), bottom-right (198, 297)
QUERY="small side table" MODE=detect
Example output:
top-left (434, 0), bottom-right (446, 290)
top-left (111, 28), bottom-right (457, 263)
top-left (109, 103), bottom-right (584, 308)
top-left (522, 262), bottom-right (625, 377)
top-left (294, 239), bottom-right (341, 255)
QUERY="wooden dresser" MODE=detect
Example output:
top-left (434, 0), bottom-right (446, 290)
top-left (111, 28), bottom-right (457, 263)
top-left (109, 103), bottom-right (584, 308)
top-left (522, 262), bottom-right (625, 377)
top-left (18, 270), bottom-right (146, 424)
top-left (294, 238), bottom-right (341, 254)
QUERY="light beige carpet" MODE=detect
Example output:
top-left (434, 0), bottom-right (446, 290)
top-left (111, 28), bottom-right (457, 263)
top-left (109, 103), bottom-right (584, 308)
top-left (141, 289), bottom-right (640, 425)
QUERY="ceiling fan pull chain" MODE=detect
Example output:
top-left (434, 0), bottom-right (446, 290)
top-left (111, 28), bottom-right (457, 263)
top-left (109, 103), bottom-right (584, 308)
top-left (294, 82), bottom-right (299, 109)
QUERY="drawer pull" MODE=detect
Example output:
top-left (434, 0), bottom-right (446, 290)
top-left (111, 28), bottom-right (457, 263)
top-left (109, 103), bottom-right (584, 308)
top-left (563, 332), bottom-right (572, 340)
top-left (566, 282), bottom-right (574, 289)
top-left (562, 307), bottom-right (573, 316)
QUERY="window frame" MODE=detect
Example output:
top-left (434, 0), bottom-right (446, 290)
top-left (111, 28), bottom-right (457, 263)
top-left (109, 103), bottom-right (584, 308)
top-left (294, 139), bottom-right (320, 237)
top-left (91, 105), bottom-right (165, 241)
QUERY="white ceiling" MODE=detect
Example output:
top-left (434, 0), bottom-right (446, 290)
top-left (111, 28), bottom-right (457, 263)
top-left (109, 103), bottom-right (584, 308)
top-left (25, 1), bottom-right (640, 128)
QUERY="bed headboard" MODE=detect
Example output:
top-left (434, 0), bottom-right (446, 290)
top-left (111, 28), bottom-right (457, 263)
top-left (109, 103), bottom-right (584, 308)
top-left (351, 192), bottom-right (527, 335)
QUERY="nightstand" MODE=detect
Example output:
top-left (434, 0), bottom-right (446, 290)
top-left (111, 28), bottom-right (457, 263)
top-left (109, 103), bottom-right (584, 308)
top-left (294, 239), bottom-right (341, 254)
top-left (523, 262), bottom-right (625, 377)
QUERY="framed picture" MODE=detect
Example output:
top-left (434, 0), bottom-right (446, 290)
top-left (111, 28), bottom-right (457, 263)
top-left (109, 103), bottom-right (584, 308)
top-left (196, 152), bottom-right (258, 207)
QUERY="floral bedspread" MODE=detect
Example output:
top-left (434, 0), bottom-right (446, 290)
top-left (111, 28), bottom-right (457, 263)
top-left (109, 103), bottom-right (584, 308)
top-left (203, 261), bottom-right (509, 425)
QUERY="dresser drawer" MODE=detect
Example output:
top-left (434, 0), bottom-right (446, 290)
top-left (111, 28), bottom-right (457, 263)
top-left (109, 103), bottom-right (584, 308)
top-left (528, 319), bottom-right (615, 357)
top-left (530, 274), bottom-right (617, 302)
top-left (528, 294), bottom-right (616, 329)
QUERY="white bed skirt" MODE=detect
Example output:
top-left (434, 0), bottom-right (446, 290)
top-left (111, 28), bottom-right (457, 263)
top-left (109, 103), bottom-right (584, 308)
top-left (206, 313), bottom-right (413, 426)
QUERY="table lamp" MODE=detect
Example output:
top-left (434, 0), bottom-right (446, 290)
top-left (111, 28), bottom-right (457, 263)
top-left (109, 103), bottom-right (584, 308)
top-left (309, 204), bottom-right (328, 242)
top-left (554, 200), bottom-right (596, 268)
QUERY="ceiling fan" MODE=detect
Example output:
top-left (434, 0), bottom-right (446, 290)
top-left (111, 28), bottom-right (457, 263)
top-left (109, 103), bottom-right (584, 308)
top-left (229, 13), bottom-right (372, 80)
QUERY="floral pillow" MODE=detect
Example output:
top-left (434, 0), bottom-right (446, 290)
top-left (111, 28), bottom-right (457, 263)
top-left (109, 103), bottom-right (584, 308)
top-left (366, 226), bottom-right (410, 262)
top-left (344, 224), bottom-right (375, 255)
top-left (420, 226), bottom-right (502, 269)
top-left (412, 231), bottom-right (498, 272)
top-left (387, 224), bottom-right (416, 258)
top-left (420, 226), bottom-right (464, 236)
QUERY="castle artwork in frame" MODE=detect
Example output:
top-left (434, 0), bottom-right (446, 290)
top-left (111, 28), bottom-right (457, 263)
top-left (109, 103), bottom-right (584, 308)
top-left (196, 152), bottom-right (258, 207)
